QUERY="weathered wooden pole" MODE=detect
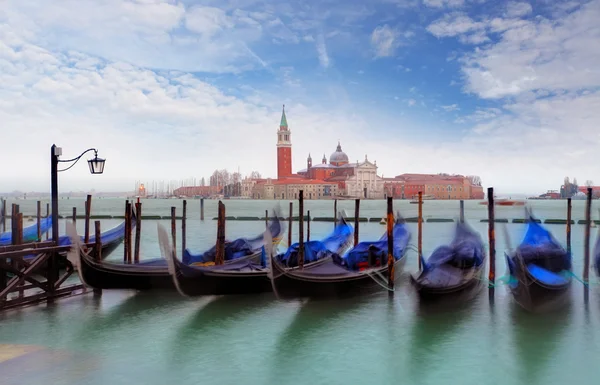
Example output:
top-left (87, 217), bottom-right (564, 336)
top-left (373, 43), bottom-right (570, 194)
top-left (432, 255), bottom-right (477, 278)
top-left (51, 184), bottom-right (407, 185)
top-left (459, 200), bottom-right (465, 223)
top-left (487, 187), bottom-right (496, 290)
top-left (333, 199), bottom-right (338, 228)
top-left (45, 202), bottom-right (50, 240)
top-left (566, 198), bottom-right (572, 257)
top-left (265, 210), bottom-right (269, 228)
top-left (418, 191), bottom-right (423, 271)
top-left (94, 220), bottom-right (102, 296)
top-left (17, 210), bottom-right (23, 298)
top-left (307, 210), bottom-right (311, 242)
top-left (386, 197), bottom-right (394, 291)
top-left (1, 199), bottom-right (5, 232)
top-left (36, 201), bottom-right (42, 241)
top-left (288, 201), bottom-right (293, 247)
top-left (354, 199), bottom-right (360, 247)
top-left (124, 200), bottom-right (129, 263)
top-left (11, 204), bottom-right (17, 244)
top-left (215, 201), bottom-right (226, 265)
top-left (182, 199), bottom-right (187, 257)
top-left (134, 201), bottom-right (142, 264)
top-left (298, 190), bottom-right (305, 268)
top-left (72, 207), bottom-right (77, 225)
top-left (128, 202), bottom-right (133, 264)
top-left (84, 195), bottom-right (92, 244)
top-left (583, 187), bottom-right (592, 283)
top-left (200, 198), bottom-right (205, 221)
top-left (171, 206), bottom-right (177, 259)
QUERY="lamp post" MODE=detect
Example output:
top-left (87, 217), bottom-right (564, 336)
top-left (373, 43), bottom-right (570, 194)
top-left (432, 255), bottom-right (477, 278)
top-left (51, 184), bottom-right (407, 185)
top-left (49, 144), bottom-right (105, 292)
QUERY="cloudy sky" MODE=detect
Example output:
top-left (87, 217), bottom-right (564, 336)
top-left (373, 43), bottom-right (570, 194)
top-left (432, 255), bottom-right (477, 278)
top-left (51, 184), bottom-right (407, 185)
top-left (0, 0), bottom-right (598, 194)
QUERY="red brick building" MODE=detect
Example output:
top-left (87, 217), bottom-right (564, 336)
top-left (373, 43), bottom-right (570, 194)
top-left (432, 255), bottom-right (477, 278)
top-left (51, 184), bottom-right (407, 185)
top-left (276, 105), bottom-right (292, 179)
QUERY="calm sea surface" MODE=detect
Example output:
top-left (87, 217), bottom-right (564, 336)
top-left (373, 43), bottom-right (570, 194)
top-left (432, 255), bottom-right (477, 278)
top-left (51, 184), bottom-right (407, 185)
top-left (1, 198), bottom-right (599, 385)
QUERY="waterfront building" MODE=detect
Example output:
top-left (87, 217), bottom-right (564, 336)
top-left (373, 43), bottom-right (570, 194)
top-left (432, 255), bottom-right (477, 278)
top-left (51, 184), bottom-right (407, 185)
top-left (383, 173), bottom-right (484, 200)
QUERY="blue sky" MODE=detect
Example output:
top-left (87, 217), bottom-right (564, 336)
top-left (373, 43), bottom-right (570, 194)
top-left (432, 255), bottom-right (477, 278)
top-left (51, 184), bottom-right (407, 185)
top-left (0, 0), bottom-right (598, 194)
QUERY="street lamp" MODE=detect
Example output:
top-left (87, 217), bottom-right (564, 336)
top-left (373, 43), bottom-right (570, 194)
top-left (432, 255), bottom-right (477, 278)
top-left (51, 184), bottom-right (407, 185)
top-left (49, 144), bottom-right (105, 288)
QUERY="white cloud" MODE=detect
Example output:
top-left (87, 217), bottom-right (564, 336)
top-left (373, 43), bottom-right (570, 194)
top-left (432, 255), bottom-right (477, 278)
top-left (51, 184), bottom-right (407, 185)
top-left (461, 1), bottom-right (600, 99)
top-left (185, 6), bottom-right (234, 37)
top-left (371, 25), bottom-right (399, 58)
top-left (441, 104), bottom-right (460, 111)
top-left (408, 99), bottom-right (417, 106)
top-left (505, 2), bottom-right (533, 18)
top-left (315, 34), bottom-right (330, 68)
top-left (427, 13), bottom-right (486, 38)
top-left (423, 0), bottom-right (465, 8)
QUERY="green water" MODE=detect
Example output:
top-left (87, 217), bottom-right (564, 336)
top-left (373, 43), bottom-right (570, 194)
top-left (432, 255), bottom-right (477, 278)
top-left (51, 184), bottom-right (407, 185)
top-left (1, 199), bottom-right (599, 384)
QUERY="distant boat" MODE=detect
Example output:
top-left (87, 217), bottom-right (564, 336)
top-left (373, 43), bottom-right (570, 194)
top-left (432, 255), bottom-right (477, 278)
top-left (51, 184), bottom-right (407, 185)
top-left (479, 199), bottom-right (525, 206)
top-left (410, 194), bottom-right (435, 203)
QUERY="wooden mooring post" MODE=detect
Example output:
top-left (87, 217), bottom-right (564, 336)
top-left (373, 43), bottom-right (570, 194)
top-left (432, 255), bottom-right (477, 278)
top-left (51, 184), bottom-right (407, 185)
top-left (124, 200), bottom-right (129, 263)
top-left (333, 199), bottom-right (338, 228)
top-left (583, 187), bottom-right (592, 284)
top-left (265, 210), bottom-right (269, 228)
top-left (36, 201), bottom-right (42, 242)
top-left (566, 198), bottom-right (572, 257)
top-left (418, 191), bottom-right (423, 271)
top-left (354, 199), bottom-right (360, 247)
top-left (1, 199), bottom-right (5, 233)
top-left (182, 199), bottom-right (187, 257)
top-left (84, 195), bottom-right (92, 244)
top-left (200, 198), bottom-right (205, 221)
top-left (298, 190), bottom-right (304, 268)
top-left (94, 221), bottom-right (102, 296)
top-left (307, 210), bottom-right (311, 242)
top-left (459, 200), bottom-right (465, 223)
top-left (288, 202), bottom-right (293, 247)
top-left (215, 201), bottom-right (226, 265)
top-left (171, 206), bottom-right (177, 259)
top-left (45, 203), bottom-right (50, 240)
top-left (386, 197), bottom-right (394, 291)
top-left (134, 200), bottom-right (141, 264)
top-left (487, 187), bottom-right (496, 300)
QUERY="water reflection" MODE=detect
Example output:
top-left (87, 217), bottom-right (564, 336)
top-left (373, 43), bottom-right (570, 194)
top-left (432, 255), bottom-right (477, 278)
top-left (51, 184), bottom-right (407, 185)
top-left (408, 296), bottom-right (477, 384)
top-left (167, 293), bottom-right (276, 366)
top-left (269, 294), bottom-right (374, 381)
top-left (510, 299), bottom-right (572, 385)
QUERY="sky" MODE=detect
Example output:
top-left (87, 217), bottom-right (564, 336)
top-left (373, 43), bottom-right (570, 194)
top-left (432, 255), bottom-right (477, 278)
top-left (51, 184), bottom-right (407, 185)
top-left (0, 0), bottom-right (598, 195)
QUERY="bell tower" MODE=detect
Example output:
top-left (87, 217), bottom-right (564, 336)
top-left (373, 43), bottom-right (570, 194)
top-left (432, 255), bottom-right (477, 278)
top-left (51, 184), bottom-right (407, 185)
top-left (277, 105), bottom-right (292, 179)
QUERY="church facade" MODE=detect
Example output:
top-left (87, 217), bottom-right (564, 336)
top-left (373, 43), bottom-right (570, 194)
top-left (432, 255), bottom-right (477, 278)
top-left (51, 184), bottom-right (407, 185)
top-left (243, 106), bottom-right (384, 200)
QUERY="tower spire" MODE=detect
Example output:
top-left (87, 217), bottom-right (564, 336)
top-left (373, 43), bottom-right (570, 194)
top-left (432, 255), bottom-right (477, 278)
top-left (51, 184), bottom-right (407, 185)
top-left (280, 104), bottom-right (288, 129)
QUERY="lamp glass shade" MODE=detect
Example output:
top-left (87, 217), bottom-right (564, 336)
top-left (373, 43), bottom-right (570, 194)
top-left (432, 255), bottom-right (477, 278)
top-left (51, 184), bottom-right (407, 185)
top-left (88, 157), bottom-right (106, 174)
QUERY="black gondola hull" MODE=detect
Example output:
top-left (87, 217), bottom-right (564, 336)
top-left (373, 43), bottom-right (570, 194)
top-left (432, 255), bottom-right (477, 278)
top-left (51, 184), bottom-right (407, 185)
top-left (270, 258), bottom-right (405, 299)
top-left (171, 258), bottom-right (272, 296)
top-left (78, 251), bottom-right (174, 291)
top-left (410, 264), bottom-right (486, 301)
top-left (508, 258), bottom-right (571, 312)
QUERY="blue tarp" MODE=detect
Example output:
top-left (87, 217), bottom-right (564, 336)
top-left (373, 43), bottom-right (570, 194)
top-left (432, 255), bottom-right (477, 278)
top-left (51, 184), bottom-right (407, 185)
top-left (422, 222), bottom-right (485, 272)
top-left (183, 217), bottom-right (283, 265)
top-left (275, 219), bottom-right (353, 268)
top-left (332, 221), bottom-right (410, 271)
top-left (516, 219), bottom-right (571, 272)
top-left (0, 217), bottom-right (52, 245)
top-left (57, 219), bottom-right (129, 247)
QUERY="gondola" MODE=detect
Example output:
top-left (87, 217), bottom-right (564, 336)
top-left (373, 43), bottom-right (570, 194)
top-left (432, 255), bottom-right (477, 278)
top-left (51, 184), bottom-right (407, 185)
top-left (505, 212), bottom-right (572, 312)
top-left (268, 215), bottom-right (409, 299)
top-left (165, 216), bottom-right (353, 297)
top-left (0, 217), bottom-right (52, 245)
top-left (410, 221), bottom-right (485, 300)
top-left (73, 215), bottom-right (284, 291)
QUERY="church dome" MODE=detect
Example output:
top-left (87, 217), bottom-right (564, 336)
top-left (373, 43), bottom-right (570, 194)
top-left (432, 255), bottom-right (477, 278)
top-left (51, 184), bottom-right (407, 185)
top-left (329, 142), bottom-right (349, 166)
